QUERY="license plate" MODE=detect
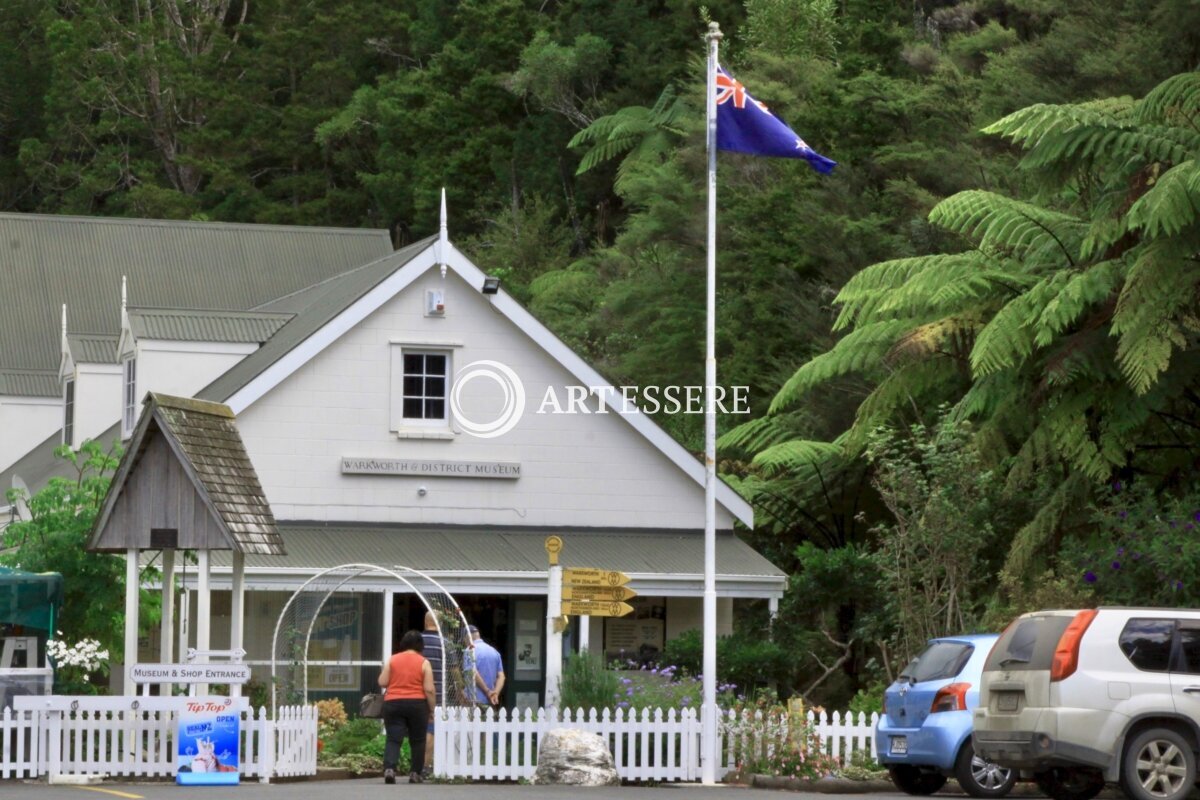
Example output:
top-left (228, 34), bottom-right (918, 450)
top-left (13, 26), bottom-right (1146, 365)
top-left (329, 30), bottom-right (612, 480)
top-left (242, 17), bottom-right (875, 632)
top-left (997, 692), bottom-right (1020, 711)
top-left (890, 736), bottom-right (908, 755)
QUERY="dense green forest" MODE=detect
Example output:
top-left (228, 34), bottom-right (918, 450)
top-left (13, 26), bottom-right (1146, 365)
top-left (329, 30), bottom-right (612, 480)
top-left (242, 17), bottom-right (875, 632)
top-left (3, 0), bottom-right (1198, 704)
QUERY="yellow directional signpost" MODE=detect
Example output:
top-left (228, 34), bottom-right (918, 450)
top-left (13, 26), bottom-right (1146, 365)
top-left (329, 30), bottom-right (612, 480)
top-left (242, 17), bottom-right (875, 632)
top-left (562, 568), bottom-right (631, 588)
top-left (561, 600), bottom-right (634, 618)
top-left (562, 585), bottom-right (637, 602)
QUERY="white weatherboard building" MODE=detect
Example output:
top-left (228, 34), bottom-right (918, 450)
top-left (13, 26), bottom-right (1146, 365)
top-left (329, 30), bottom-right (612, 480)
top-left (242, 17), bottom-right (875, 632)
top-left (1, 210), bottom-right (785, 705)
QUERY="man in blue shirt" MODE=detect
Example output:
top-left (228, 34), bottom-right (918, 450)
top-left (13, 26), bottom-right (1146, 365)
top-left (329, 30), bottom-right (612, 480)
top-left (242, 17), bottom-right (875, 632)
top-left (470, 626), bottom-right (505, 707)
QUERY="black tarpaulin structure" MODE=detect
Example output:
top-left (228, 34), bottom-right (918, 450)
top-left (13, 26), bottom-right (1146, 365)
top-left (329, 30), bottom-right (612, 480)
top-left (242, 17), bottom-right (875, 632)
top-left (0, 566), bottom-right (64, 632)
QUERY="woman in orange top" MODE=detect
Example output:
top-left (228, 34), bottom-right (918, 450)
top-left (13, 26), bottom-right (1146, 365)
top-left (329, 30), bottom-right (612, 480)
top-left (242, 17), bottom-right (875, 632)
top-left (378, 629), bottom-right (435, 784)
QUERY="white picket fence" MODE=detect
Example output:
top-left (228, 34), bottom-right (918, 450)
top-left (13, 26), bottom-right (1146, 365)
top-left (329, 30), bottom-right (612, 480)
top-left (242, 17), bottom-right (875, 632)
top-left (434, 706), bottom-right (879, 782)
top-left (0, 698), bottom-right (316, 782)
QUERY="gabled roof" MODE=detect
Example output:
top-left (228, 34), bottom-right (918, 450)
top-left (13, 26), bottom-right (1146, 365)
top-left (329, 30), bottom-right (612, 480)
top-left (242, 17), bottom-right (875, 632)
top-left (0, 212), bottom-right (392, 379)
top-left (0, 370), bottom-right (59, 397)
top-left (197, 236), bottom-right (435, 403)
top-left (128, 307), bottom-right (294, 344)
top-left (66, 333), bottom-right (120, 364)
top-left (200, 235), bottom-right (754, 527)
top-left (88, 393), bottom-right (283, 554)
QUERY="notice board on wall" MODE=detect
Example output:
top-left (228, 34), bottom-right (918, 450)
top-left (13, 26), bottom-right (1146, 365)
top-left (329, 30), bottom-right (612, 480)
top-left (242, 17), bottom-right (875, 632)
top-left (604, 597), bottom-right (665, 662)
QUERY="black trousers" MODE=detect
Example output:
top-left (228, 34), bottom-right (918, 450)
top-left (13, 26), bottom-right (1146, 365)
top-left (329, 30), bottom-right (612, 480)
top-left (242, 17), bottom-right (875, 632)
top-left (382, 699), bottom-right (429, 772)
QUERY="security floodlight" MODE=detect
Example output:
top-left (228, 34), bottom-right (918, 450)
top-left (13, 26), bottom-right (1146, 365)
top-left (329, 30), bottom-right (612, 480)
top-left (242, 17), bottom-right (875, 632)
top-left (481, 277), bottom-right (501, 295)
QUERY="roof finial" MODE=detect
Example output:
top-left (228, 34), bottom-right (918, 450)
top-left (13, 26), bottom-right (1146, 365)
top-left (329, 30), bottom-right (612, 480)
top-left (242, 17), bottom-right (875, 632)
top-left (439, 187), bottom-right (448, 279)
top-left (61, 303), bottom-right (67, 351)
top-left (121, 275), bottom-right (127, 313)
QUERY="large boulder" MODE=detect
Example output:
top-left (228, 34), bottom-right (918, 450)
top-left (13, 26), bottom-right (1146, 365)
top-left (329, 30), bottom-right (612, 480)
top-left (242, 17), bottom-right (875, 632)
top-left (532, 728), bottom-right (620, 786)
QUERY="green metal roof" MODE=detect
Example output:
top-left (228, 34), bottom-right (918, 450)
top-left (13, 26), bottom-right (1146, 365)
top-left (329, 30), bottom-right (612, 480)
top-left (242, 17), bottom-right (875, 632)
top-left (0, 213), bottom-right (392, 380)
top-left (208, 524), bottom-right (785, 579)
top-left (0, 370), bottom-right (59, 397)
top-left (128, 307), bottom-right (294, 344)
top-left (198, 236), bottom-right (435, 403)
top-left (67, 333), bottom-right (119, 364)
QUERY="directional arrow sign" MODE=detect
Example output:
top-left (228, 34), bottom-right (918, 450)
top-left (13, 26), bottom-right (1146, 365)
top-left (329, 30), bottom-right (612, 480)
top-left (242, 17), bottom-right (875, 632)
top-left (562, 568), bottom-right (630, 588)
top-left (563, 586), bottom-right (637, 602)
top-left (561, 600), bottom-right (634, 618)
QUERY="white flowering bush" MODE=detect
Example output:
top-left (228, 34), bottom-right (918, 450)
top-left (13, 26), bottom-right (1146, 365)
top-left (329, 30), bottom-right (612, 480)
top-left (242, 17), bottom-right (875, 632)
top-left (47, 633), bottom-right (110, 694)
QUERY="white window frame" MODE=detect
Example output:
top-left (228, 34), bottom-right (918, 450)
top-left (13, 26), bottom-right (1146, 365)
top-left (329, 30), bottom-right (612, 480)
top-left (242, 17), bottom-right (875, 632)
top-left (122, 356), bottom-right (137, 437)
top-left (62, 377), bottom-right (75, 447)
top-left (390, 346), bottom-right (452, 431)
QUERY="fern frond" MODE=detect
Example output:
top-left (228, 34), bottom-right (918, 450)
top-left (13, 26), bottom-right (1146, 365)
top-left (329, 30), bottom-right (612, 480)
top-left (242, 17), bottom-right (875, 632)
top-left (1111, 239), bottom-right (1198, 394)
top-left (969, 273), bottom-right (1071, 376)
top-left (752, 439), bottom-right (843, 477)
top-left (1136, 71), bottom-right (1200, 126)
top-left (847, 360), bottom-right (960, 445)
top-left (950, 371), bottom-right (1018, 421)
top-left (769, 319), bottom-right (912, 413)
top-left (718, 414), bottom-right (804, 454)
top-left (982, 100), bottom-right (1128, 148)
top-left (886, 313), bottom-right (984, 365)
top-left (1000, 473), bottom-right (1088, 579)
top-left (1126, 160), bottom-right (1200, 239)
top-left (1032, 260), bottom-right (1124, 346)
top-left (931, 190), bottom-right (1086, 265)
top-left (833, 254), bottom-right (980, 330)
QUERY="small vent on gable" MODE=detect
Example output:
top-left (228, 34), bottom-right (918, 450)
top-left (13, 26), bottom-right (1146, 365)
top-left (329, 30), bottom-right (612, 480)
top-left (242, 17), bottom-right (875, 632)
top-left (150, 528), bottom-right (178, 550)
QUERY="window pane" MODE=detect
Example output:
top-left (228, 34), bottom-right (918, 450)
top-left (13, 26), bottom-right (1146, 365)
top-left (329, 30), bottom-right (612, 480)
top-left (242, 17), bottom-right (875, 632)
top-left (425, 354), bottom-right (447, 375)
top-left (403, 398), bottom-right (423, 418)
top-left (425, 377), bottom-right (445, 397)
top-left (900, 642), bottom-right (974, 683)
top-left (404, 354), bottom-right (424, 374)
top-left (403, 375), bottom-right (423, 396)
top-left (985, 615), bottom-right (1074, 671)
top-left (425, 399), bottom-right (445, 419)
top-left (1177, 628), bottom-right (1200, 674)
top-left (1120, 618), bottom-right (1175, 671)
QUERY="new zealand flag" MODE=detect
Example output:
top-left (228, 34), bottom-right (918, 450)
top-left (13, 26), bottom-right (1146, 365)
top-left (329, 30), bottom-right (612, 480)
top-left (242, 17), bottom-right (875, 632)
top-left (715, 65), bottom-right (836, 173)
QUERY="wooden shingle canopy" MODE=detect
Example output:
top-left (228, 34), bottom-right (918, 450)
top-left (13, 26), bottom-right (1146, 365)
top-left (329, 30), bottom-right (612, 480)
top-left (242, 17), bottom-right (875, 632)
top-left (87, 393), bottom-right (285, 555)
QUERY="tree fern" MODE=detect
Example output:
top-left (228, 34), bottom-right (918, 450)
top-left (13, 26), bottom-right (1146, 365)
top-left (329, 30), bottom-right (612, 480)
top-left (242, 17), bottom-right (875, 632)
top-left (930, 190), bottom-right (1086, 266)
top-left (1110, 239), bottom-right (1198, 394)
top-left (1125, 160), bottom-right (1200, 238)
top-left (768, 319), bottom-right (912, 413)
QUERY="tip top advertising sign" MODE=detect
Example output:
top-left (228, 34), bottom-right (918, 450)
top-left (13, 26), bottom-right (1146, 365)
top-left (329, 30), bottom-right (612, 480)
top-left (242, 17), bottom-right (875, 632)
top-left (177, 698), bottom-right (241, 785)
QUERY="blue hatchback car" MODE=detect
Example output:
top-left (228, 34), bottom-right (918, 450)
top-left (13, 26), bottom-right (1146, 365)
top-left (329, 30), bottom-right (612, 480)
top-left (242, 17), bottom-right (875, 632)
top-left (876, 634), bottom-right (1016, 798)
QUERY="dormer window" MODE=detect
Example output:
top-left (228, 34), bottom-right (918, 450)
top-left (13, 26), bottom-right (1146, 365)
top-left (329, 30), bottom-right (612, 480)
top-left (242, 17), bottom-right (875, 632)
top-left (62, 378), bottom-right (75, 447)
top-left (122, 357), bottom-right (137, 436)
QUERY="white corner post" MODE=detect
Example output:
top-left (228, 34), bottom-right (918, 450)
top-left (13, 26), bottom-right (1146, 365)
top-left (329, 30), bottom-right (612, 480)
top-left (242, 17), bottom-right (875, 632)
top-left (382, 589), bottom-right (395, 659)
top-left (124, 548), bottom-right (140, 696)
top-left (701, 19), bottom-right (723, 786)
top-left (230, 551), bottom-right (245, 698)
top-left (196, 549), bottom-right (211, 696)
top-left (545, 565), bottom-right (563, 708)
top-left (579, 615), bottom-right (590, 653)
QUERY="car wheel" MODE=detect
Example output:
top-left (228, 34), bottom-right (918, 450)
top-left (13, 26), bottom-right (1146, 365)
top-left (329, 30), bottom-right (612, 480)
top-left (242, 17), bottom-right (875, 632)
top-left (955, 741), bottom-right (1017, 798)
top-left (1119, 728), bottom-right (1196, 800)
top-left (889, 765), bottom-right (949, 796)
top-left (1032, 767), bottom-right (1105, 800)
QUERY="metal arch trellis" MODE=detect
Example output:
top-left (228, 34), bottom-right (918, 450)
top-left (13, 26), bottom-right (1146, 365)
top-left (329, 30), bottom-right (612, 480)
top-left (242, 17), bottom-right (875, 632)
top-left (269, 563), bottom-right (472, 718)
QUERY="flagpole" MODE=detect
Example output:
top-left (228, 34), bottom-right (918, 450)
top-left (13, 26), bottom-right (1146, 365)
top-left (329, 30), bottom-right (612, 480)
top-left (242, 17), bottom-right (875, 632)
top-left (701, 19), bottom-right (722, 787)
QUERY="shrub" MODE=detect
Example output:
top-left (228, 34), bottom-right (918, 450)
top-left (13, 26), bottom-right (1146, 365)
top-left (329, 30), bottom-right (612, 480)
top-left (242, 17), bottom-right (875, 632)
top-left (325, 717), bottom-right (383, 755)
top-left (315, 698), bottom-right (348, 741)
top-left (559, 651), bottom-right (619, 711)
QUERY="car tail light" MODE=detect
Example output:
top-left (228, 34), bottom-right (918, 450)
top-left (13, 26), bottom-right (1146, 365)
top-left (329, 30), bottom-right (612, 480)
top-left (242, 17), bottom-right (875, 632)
top-left (1051, 609), bottom-right (1098, 682)
top-left (930, 682), bottom-right (970, 713)
top-left (882, 693), bottom-right (888, 715)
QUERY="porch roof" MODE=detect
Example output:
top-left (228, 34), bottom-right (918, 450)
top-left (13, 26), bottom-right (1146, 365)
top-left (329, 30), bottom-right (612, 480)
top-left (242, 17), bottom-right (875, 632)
top-left (196, 522), bottom-right (786, 599)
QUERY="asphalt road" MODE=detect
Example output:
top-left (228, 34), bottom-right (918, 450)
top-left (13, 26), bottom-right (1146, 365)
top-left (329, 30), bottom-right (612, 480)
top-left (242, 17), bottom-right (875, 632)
top-left (0, 780), bottom-right (918, 800)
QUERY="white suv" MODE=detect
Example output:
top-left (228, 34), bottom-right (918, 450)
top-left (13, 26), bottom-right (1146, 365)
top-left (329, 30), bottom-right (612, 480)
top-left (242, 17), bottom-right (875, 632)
top-left (973, 608), bottom-right (1200, 800)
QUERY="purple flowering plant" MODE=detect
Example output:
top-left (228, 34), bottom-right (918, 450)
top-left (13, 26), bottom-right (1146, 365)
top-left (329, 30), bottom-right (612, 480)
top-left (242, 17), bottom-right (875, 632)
top-left (1064, 483), bottom-right (1200, 607)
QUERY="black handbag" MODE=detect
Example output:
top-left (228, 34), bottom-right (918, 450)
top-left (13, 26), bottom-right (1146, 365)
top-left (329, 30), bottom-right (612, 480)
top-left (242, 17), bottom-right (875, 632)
top-left (360, 692), bottom-right (384, 719)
